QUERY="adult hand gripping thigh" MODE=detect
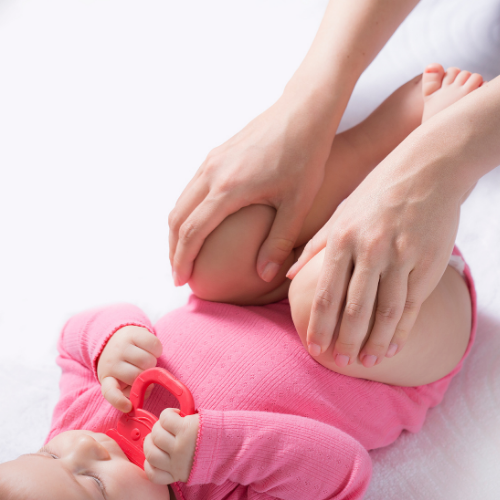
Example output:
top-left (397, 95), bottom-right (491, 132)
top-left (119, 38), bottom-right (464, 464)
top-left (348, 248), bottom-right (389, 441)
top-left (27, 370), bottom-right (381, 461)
top-left (287, 158), bottom-right (461, 369)
top-left (168, 95), bottom-right (336, 287)
top-left (168, 0), bottom-right (422, 288)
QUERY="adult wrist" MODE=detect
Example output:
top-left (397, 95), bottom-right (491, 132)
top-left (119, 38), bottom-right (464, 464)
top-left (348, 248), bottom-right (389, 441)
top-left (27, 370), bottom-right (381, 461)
top-left (378, 123), bottom-right (476, 207)
top-left (403, 78), bottom-right (500, 200)
top-left (281, 68), bottom-right (356, 139)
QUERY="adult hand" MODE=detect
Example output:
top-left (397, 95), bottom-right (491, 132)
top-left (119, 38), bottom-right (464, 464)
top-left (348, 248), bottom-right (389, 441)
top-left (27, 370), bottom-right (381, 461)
top-left (167, 0), bottom-right (422, 287)
top-left (286, 154), bottom-right (463, 368)
top-left (168, 92), bottom-right (338, 287)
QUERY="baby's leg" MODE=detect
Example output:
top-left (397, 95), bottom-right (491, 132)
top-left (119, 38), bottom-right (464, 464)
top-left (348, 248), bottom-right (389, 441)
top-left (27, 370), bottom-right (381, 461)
top-left (189, 73), bottom-right (426, 305)
top-left (289, 65), bottom-right (483, 385)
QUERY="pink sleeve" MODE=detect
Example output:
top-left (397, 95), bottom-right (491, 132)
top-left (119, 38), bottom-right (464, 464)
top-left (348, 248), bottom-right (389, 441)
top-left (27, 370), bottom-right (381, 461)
top-left (56, 303), bottom-right (154, 380)
top-left (47, 304), bottom-right (154, 440)
top-left (187, 409), bottom-right (371, 500)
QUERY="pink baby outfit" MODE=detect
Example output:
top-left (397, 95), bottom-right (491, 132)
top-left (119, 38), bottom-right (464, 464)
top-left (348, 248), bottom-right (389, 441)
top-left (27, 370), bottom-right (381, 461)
top-left (46, 247), bottom-right (476, 500)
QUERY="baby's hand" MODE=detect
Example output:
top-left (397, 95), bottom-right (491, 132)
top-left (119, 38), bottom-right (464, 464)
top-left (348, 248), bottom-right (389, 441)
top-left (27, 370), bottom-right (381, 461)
top-left (97, 325), bottom-right (163, 413)
top-left (143, 408), bottom-right (200, 484)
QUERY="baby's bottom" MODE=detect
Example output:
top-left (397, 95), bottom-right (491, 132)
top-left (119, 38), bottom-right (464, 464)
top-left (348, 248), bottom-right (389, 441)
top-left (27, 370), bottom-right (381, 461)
top-left (290, 247), bottom-right (472, 386)
top-left (188, 74), bottom-right (473, 387)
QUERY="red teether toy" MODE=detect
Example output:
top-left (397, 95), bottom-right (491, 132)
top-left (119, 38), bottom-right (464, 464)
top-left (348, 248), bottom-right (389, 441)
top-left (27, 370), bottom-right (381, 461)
top-left (106, 367), bottom-right (196, 469)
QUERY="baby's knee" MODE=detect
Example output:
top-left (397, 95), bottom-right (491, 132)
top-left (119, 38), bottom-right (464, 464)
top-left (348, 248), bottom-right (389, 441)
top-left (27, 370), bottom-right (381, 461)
top-left (188, 205), bottom-right (293, 305)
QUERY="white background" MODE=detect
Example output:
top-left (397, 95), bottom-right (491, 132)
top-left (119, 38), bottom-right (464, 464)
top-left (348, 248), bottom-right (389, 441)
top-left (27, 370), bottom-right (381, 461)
top-left (0, 0), bottom-right (499, 498)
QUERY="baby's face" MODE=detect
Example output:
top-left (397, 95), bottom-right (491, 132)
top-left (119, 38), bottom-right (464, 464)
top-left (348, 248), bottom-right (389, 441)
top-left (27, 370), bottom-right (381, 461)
top-left (0, 430), bottom-right (171, 500)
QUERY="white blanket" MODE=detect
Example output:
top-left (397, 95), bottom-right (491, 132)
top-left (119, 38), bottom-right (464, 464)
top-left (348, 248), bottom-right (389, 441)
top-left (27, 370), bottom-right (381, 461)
top-left (0, 0), bottom-right (499, 498)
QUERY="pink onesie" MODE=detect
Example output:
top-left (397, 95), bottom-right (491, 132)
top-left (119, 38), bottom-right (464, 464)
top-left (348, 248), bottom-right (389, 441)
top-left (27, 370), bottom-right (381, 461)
top-left (46, 247), bottom-right (476, 500)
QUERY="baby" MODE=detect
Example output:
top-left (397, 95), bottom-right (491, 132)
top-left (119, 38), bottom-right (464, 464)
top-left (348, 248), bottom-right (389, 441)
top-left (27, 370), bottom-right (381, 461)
top-left (187, 62), bottom-right (478, 385)
top-left (0, 64), bottom-right (480, 500)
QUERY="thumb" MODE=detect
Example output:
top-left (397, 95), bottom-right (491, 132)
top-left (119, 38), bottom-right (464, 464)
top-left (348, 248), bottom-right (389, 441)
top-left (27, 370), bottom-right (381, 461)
top-left (101, 376), bottom-right (133, 413)
top-left (257, 201), bottom-right (309, 282)
top-left (286, 221), bottom-right (330, 280)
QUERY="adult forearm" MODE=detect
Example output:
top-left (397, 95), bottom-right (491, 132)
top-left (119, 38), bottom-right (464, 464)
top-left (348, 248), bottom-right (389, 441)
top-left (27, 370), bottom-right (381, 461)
top-left (169, 0), bottom-right (420, 287)
top-left (379, 75), bottom-right (500, 204)
top-left (284, 0), bottom-right (420, 135)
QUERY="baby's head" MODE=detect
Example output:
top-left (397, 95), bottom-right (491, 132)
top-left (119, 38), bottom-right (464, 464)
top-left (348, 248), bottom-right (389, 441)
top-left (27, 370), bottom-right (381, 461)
top-left (0, 430), bottom-right (170, 500)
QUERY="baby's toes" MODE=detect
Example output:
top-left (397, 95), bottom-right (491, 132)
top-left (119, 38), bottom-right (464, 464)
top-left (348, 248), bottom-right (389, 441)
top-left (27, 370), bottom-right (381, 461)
top-left (454, 70), bottom-right (472, 86)
top-left (442, 67), bottom-right (461, 85)
top-left (422, 63), bottom-right (445, 97)
top-left (464, 73), bottom-right (484, 92)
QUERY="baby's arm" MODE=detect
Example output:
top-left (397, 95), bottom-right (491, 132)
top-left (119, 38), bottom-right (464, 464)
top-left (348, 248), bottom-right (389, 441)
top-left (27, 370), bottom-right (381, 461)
top-left (48, 304), bottom-right (158, 442)
top-left (191, 409), bottom-right (371, 499)
top-left (145, 408), bottom-right (371, 500)
top-left (56, 304), bottom-right (155, 375)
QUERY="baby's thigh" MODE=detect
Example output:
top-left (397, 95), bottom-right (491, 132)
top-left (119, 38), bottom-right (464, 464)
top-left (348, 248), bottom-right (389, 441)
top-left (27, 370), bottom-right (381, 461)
top-left (289, 248), bottom-right (472, 386)
top-left (189, 205), bottom-right (294, 305)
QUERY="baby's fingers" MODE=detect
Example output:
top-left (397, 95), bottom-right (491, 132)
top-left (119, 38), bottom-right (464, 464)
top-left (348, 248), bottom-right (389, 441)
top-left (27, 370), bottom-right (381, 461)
top-left (145, 384), bottom-right (154, 400)
top-left (143, 432), bottom-right (174, 484)
top-left (144, 460), bottom-right (174, 485)
top-left (132, 329), bottom-right (163, 359)
top-left (123, 344), bottom-right (158, 371)
top-left (110, 361), bottom-right (144, 387)
top-left (101, 376), bottom-right (132, 413)
top-left (121, 384), bottom-right (154, 400)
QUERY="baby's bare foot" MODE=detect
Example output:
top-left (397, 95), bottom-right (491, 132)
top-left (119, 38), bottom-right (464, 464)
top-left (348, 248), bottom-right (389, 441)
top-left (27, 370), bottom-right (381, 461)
top-left (422, 63), bottom-right (484, 122)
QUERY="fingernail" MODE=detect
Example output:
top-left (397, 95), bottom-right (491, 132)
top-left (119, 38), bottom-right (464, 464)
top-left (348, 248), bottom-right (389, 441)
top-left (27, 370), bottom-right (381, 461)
top-left (261, 262), bottom-right (280, 282)
top-left (386, 343), bottom-right (398, 357)
top-left (308, 343), bottom-right (321, 356)
top-left (173, 271), bottom-right (180, 287)
top-left (335, 354), bottom-right (350, 367)
top-left (286, 262), bottom-right (298, 279)
top-left (362, 354), bottom-right (377, 368)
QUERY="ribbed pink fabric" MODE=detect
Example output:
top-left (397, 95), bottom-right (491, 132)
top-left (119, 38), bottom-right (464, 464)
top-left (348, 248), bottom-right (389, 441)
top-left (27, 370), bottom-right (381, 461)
top-left (46, 247), bottom-right (476, 500)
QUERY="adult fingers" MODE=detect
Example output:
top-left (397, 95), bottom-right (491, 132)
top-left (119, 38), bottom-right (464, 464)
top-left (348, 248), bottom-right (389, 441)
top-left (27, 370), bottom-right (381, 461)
top-left (172, 194), bottom-right (243, 286)
top-left (286, 222), bottom-right (330, 280)
top-left (256, 199), bottom-right (311, 282)
top-left (306, 239), bottom-right (353, 356)
top-left (101, 376), bottom-right (132, 413)
top-left (358, 269), bottom-right (408, 366)
top-left (387, 269), bottom-right (426, 356)
top-left (333, 263), bottom-right (380, 367)
top-left (168, 178), bottom-right (209, 269)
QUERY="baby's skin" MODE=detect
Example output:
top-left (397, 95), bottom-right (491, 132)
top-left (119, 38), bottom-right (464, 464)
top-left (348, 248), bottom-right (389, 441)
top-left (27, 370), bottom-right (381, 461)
top-left (0, 326), bottom-right (193, 500)
top-left (0, 64), bottom-right (483, 499)
top-left (189, 63), bottom-right (482, 382)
